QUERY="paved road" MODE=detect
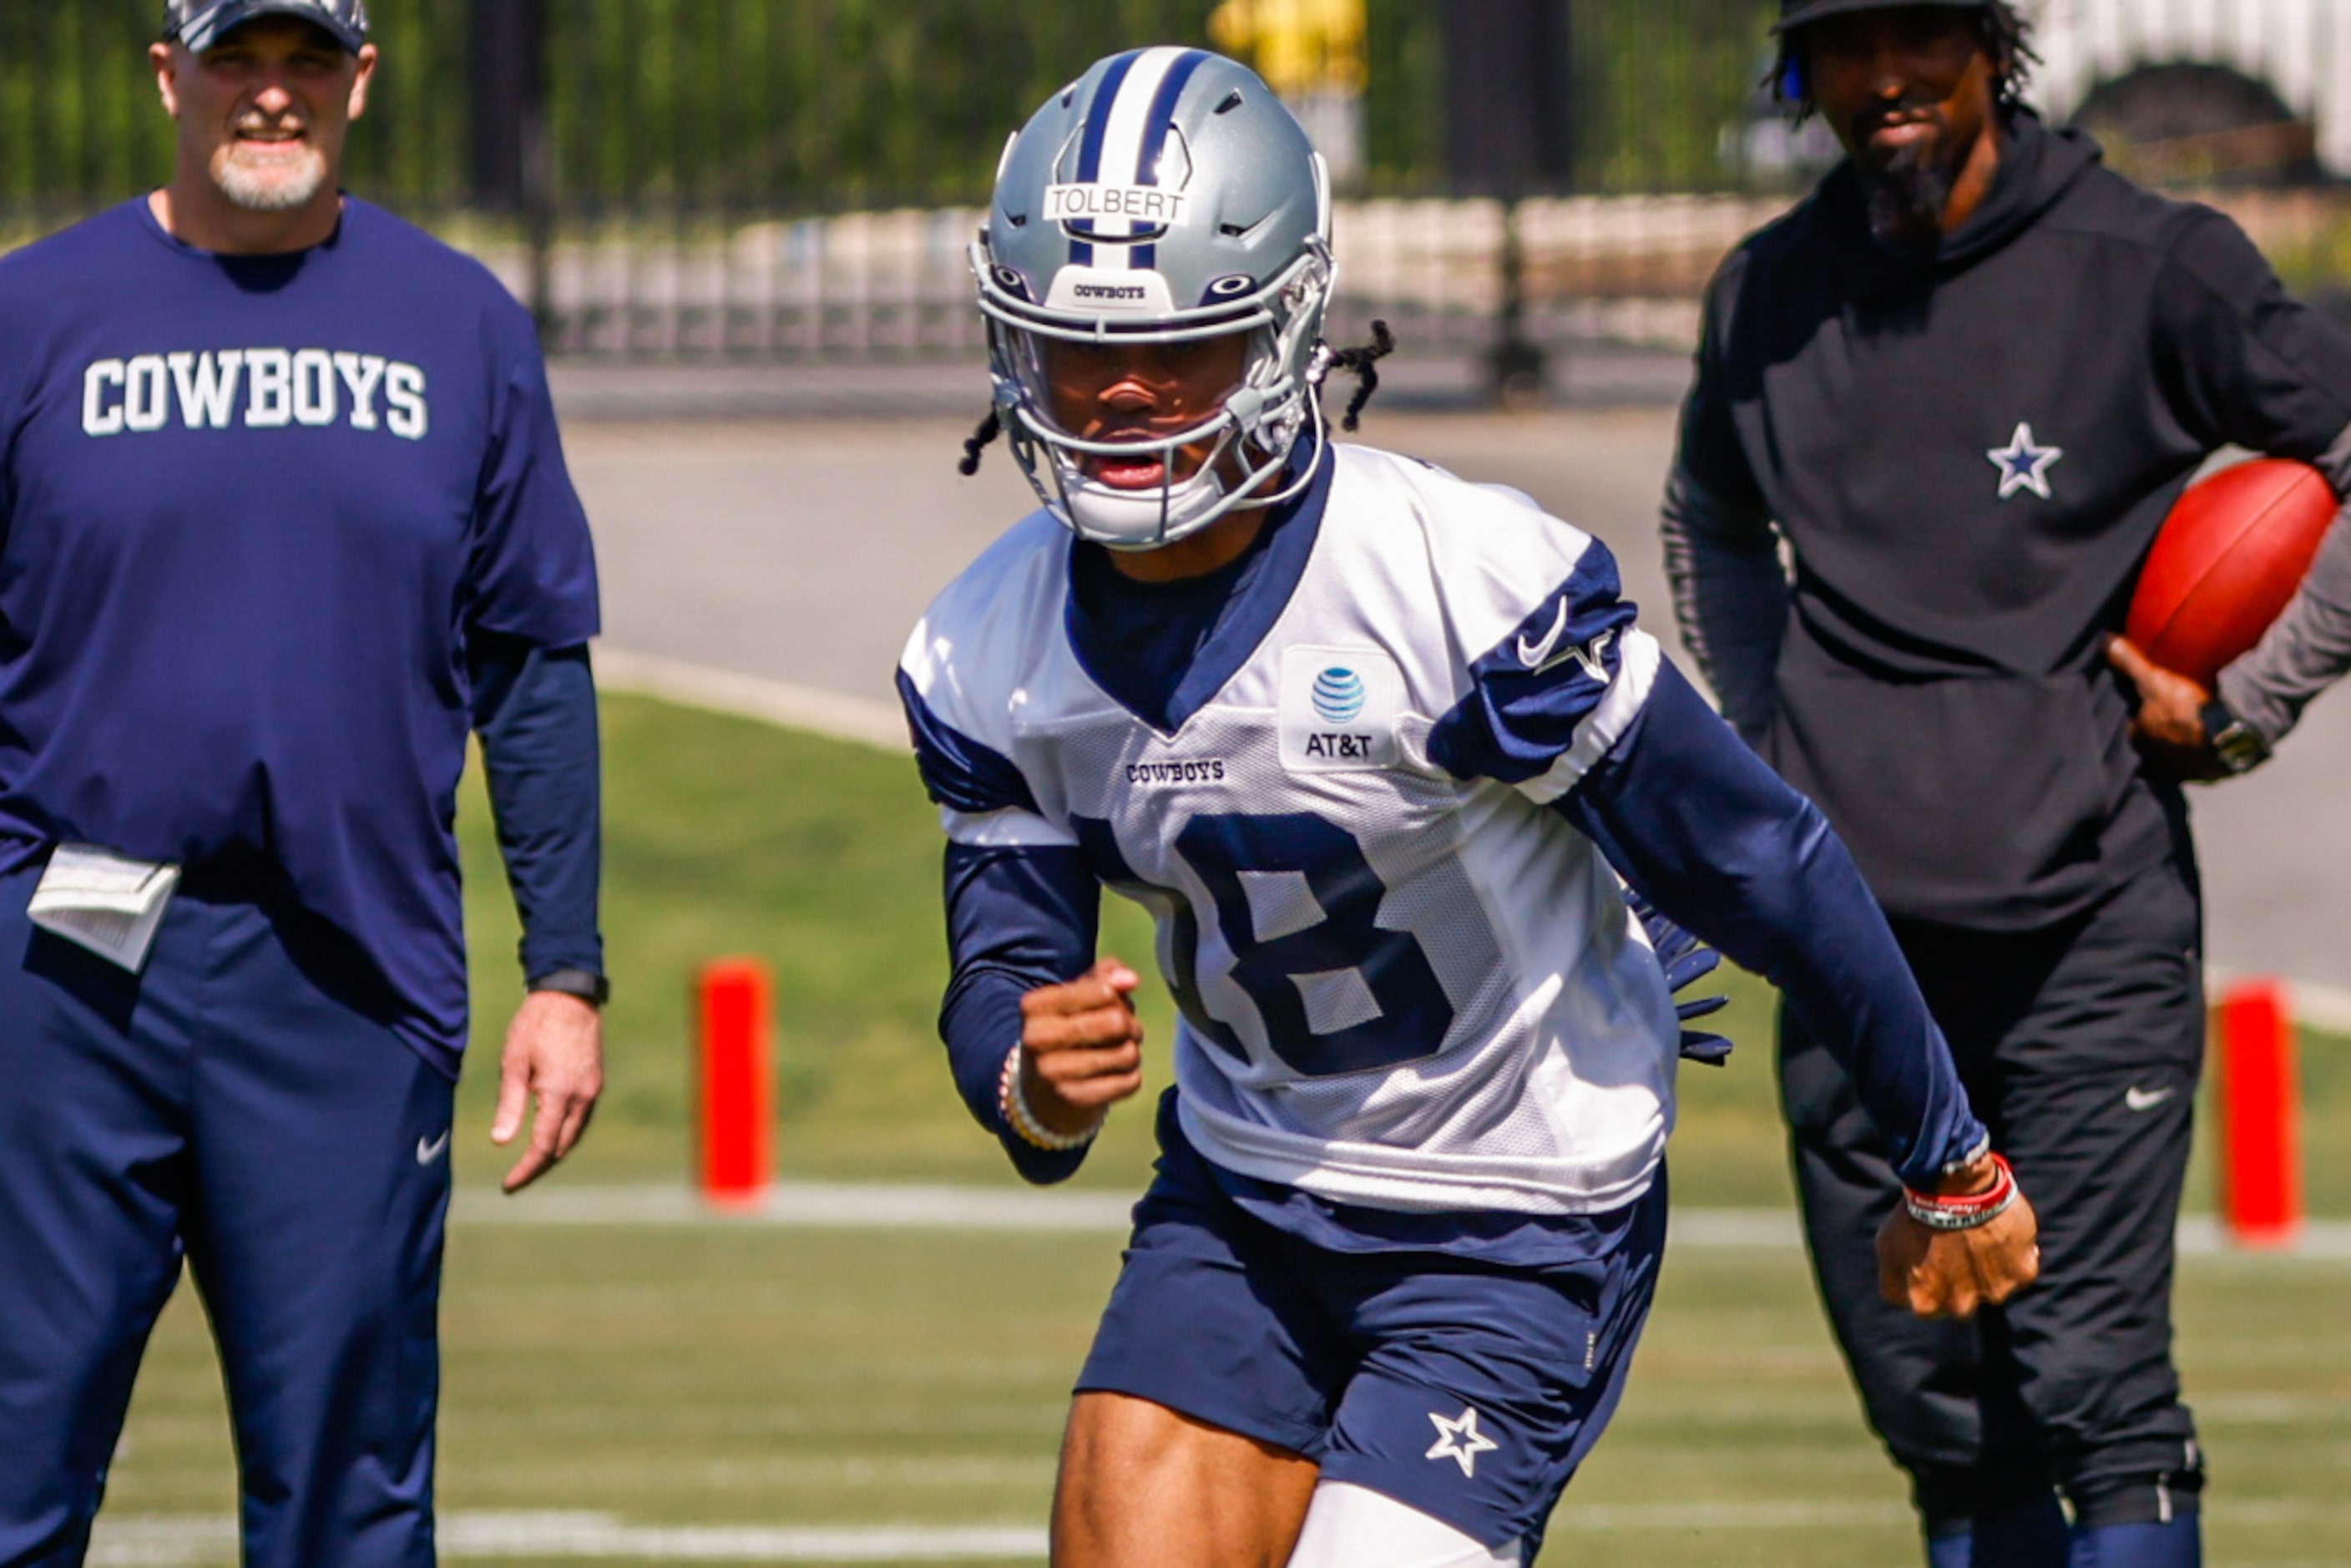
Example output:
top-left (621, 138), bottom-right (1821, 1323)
top-left (566, 403), bottom-right (2351, 999)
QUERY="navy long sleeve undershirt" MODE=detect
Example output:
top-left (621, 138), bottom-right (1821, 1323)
top-left (1553, 663), bottom-right (1984, 1187)
top-left (468, 632), bottom-right (604, 987)
top-left (938, 840), bottom-right (1101, 1183)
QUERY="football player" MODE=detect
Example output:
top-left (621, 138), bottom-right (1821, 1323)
top-left (898, 48), bottom-right (2038, 1568)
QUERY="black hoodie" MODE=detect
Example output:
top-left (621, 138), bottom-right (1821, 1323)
top-left (1673, 111), bottom-right (2351, 929)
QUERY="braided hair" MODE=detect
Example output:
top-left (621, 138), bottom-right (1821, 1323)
top-left (1324, 320), bottom-right (1396, 433)
top-left (955, 406), bottom-right (1001, 477)
top-left (1770, 2), bottom-right (2038, 123)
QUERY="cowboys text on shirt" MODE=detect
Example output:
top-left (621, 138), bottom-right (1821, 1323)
top-left (81, 348), bottom-right (428, 441)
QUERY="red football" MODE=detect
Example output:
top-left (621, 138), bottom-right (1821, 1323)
top-left (2126, 458), bottom-right (2337, 688)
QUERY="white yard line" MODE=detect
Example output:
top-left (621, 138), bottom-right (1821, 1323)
top-left (87, 1515), bottom-right (1044, 1566)
top-left (458, 1184), bottom-right (2351, 1261)
top-left (450, 1517), bottom-right (1043, 1561)
top-left (458, 1181), bottom-right (1138, 1232)
top-left (1559, 1500), bottom-right (1912, 1531)
top-left (89, 1496), bottom-right (2351, 1564)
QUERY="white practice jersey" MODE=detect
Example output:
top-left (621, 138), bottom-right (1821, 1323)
top-left (900, 443), bottom-right (1681, 1215)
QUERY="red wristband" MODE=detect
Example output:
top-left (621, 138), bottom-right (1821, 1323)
top-left (1902, 1153), bottom-right (2018, 1232)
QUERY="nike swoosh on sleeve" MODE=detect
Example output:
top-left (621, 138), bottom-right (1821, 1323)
top-left (1515, 599), bottom-right (1570, 669)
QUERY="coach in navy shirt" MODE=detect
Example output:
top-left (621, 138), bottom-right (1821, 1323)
top-left (0, 3), bottom-right (605, 1563)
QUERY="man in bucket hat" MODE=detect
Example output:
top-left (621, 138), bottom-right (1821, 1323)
top-left (1663, 3), bottom-right (2351, 1564)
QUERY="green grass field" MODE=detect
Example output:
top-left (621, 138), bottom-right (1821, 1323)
top-left (95, 1224), bottom-right (2351, 1567)
top-left (93, 693), bottom-right (2351, 1565)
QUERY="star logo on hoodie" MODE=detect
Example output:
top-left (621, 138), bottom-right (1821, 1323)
top-left (1987, 422), bottom-right (2064, 501)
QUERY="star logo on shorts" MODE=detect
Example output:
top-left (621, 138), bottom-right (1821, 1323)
top-left (1987, 422), bottom-right (2064, 501)
top-left (1425, 1406), bottom-right (1499, 1479)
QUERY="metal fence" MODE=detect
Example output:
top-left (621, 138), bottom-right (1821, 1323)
top-left (7, 1), bottom-right (2347, 367)
top-left (434, 194), bottom-right (1793, 362)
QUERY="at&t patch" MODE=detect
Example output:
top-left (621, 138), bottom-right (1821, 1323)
top-left (1279, 645), bottom-right (1401, 771)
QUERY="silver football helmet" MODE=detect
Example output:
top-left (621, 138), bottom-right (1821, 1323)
top-left (973, 48), bottom-right (1336, 549)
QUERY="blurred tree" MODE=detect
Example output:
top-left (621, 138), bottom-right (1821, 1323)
top-left (1575, 0), bottom-right (1778, 193)
top-left (1209, 0), bottom-right (1369, 183)
top-left (1363, 0), bottom-right (1779, 195)
top-left (0, 5), bottom-right (167, 218)
top-left (0, 0), bottom-right (1781, 222)
top-left (542, 0), bottom-right (1224, 212)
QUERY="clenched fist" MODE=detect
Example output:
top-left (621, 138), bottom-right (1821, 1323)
top-left (1877, 1156), bottom-right (2042, 1319)
top-left (1016, 958), bottom-right (1147, 1139)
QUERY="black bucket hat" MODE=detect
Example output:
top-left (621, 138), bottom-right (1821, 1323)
top-left (1774, 0), bottom-right (1987, 33)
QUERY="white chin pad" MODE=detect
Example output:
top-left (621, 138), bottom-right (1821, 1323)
top-left (1285, 1481), bottom-right (1522, 1568)
top-left (1064, 464), bottom-right (1229, 549)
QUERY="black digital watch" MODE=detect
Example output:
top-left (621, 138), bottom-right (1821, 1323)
top-left (2200, 698), bottom-right (2272, 776)
top-left (529, 967), bottom-right (611, 1007)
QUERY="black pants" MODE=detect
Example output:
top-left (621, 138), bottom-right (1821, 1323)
top-left (1778, 850), bottom-right (2207, 1533)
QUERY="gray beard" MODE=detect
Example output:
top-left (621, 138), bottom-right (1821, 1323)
top-left (1858, 143), bottom-right (1954, 246)
top-left (215, 149), bottom-right (330, 214)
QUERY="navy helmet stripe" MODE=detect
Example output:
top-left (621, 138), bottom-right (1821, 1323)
top-left (1075, 51), bottom-right (1142, 185)
top-left (1138, 49), bottom-right (1209, 187)
top-left (1125, 51), bottom-right (1207, 277)
top-left (1070, 50), bottom-right (1142, 268)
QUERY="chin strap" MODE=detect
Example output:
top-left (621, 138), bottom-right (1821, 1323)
top-left (1325, 319), bottom-right (1396, 432)
top-left (957, 407), bottom-right (1004, 476)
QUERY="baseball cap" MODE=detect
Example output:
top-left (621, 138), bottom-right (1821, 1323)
top-left (163, 0), bottom-right (370, 53)
top-left (1773, 0), bottom-right (1986, 33)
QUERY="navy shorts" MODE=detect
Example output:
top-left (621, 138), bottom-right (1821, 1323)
top-left (1076, 1095), bottom-right (1668, 1552)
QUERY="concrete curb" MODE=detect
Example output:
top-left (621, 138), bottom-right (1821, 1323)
top-left (595, 645), bottom-right (906, 751)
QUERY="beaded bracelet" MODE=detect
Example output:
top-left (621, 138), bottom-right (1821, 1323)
top-left (999, 1045), bottom-right (1103, 1152)
top-left (1903, 1152), bottom-right (2019, 1232)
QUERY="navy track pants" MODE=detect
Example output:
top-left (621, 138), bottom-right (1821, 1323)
top-left (0, 860), bottom-right (453, 1568)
